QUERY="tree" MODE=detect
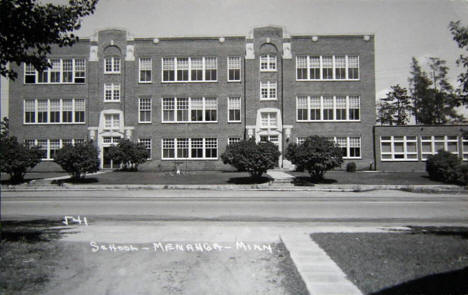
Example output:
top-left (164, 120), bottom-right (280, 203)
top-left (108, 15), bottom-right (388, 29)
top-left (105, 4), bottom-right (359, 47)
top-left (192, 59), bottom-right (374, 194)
top-left (449, 20), bottom-right (468, 104)
top-left (377, 84), bottom-right (411, 125)
top-left (285, 136), bottom-right (343, 181)
top-left (107, 139), bottom-right (149, 171)
top-left (0, 0), bottom-right (98, 80)
top-left (408, 57), bottom-right (462, 124)
top-left (0, 117), bottom-right (42, 183)
top-left (54, 141), bottom-right (99, 180)
top-left (221, 139), bottom-right (281, 178)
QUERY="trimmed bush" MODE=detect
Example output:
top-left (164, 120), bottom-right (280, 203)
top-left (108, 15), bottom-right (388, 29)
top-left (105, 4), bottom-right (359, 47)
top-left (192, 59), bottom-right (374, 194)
top-left (285, 136), bottom-right (343, 180)
top-left (456, 164), bottom-right (468, 185)
top-left (107, 139), bottom-right (149, 171)
top-left (221, 139), bottom-right (281, 178)
top-left (54, 141), bottom-right (100, 180)
top-left (426, 150), bottom-right (462, 184)
top-left (346, 162), bottom-right (357, 173)
top-left (0, 136), bottom-right (42, 183)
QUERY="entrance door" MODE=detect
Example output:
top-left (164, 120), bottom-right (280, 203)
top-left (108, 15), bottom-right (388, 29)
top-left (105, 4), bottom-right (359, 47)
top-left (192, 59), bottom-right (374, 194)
top-left (260, 135), bottom-right (280, 167)
top-left (102, 146), bottom-right (120, 169)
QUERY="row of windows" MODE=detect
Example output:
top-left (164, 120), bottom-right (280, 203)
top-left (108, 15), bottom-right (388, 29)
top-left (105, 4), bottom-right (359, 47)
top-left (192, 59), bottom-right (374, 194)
top-left (296, 56), bottom-right (359, 80)
top-left (25, 59), bottom-right (86, 84)
top-left (162, 138), bottom-right (218, 159)
top-left (380, 136), bottom-right (468, 161)
top-left (24, 99), bottom-right (85, 124)
top-left (25, 139), bottom-right (85, 160)
top-left (296, 96), bottom-right (360, 121)
top-left (297, 136), bottom-right (361, 159)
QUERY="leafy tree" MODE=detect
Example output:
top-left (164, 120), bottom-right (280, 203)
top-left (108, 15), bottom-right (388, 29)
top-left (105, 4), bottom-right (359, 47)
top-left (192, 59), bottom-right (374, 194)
top-left (408, 57), bottom-right (463, 124)
top-left (221, 139), bottom-right (281, 178)
top-left (285, 136), bottom-right (343, 181)
top-left (107, 139), bottom-right (149, 171)
top-left (449, 20), bottom-right (468, 104)
top-left (377, 84), bottom-right (411, 125)
top-left (0, 0), bottom-right (98, 80)
top-left (54, 141), bottom-right (99, 180)
top-left (0, 117), bottom-right (42, 183)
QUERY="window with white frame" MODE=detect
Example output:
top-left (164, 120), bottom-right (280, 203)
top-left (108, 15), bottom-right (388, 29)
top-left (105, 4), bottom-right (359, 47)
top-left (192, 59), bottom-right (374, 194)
top-left (139, 58), bottom-right (152, 83)
top-left (328, 137), bottom-right (361, 159)
top-left (297, 137), bottom-right (306, 145)
top-left (24, 58), bottom-right (86, 84)
top-left (296, 55), bottom-right (360, 81)
top-left (420, 136), bottom-right (459, 160)
top-left (296, 96), bottom-right (360, 122)
top-left (380, 136), bottom-right (418, 161)
top-left (104, 56), bottom-right (121, 74)
top-left (138, 98), bottom-right (152, 123)
top-left (228, 137), bottom-right (241, 145)
top-left (228, 56), bottom-right (241, 81)
top-left (138, 138), bottom-right (152, 159)
top-left (260, 55), bottom-right (276, 71)
top-left (24, 139), bottom-right (85, 160)
top-left (162, 97), bottom-right (218, 123)
top-left (102, 136), bottom-right (122, 144)
top-left (260, 112), bottom-right (277, 128)
top-left (23, 98), bottom-right (85, 124)
top-left (162, 57), bottom-right (218, 82)
top-left (228, 97), bottom-right (241, 122)
top-left (162, 138), bottom-right (218, 159)
top-left (462, 137), bottom-right (468, 160)
top-left (260, 81), bottom-right (277, 100)
top-left (104, 83), bottom-right (120, 102)
top-left (104, 113), bottom-right (120, 129)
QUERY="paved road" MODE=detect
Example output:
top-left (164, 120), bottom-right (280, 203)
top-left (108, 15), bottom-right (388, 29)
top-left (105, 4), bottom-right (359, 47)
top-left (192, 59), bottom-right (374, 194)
top-left (2, 189), bottom-right (467, 225)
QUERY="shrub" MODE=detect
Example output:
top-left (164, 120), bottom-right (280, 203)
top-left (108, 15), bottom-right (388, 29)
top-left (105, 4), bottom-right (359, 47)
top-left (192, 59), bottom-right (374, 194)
top-left (285, 136), bottom-right (343, 180)
top-left (346, 162), bottom-right (357, 172)
top-left (221, 139), bottom-right (281, 178)
top-left (107, 139), bottom-right (149, 171)
top-left (54, 141), bottom-right (100, 180)
top-left (426, 150), bottom-right (462, 184)
top-left (455, 164), bottom-right (468, 185)
top-left (0, 136), bottom-right (42, 183)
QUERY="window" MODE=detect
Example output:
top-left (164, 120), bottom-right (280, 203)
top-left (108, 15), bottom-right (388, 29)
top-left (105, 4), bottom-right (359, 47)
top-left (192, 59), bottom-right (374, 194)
top-left (296, 55), bottom-right (360, 81)
top-left (228, 97), bottom-right (241, 122)
top-left (138, 98), bottom-right (152, 123)
top-left (421, 136), bottom-right (459, 160)
top-left (104, 114), bottom-right (120, 129)
top-left (49, 139), bottom-right (60, 159)
top-left (63, 99), bottom-right (73, 123)
top-left (228, 137), bottom-right (241, 145)
top-left (296, 96), bottom-right (360, 122)
top-left (105, 56), bottom-right (121, 74)
top-left (24, 58), bottom-right (86, 84)
top-left (329, 137), bottom-right (361, 159)
top-left (162, 97), bottom-right (218, 123)
top-left (463, 137), bottom-right (468, 160)
top-left (348, 56), bottom-right (359, 79)
top-left (260, 55), bottom-right (276, 71)
top-left (297, 137), bottom-right (306, 145)
top-left (260, 135), bottom-right (279, 146)
top-left (322, 57), bottom-right (333, 79)
top-left (260, 112), bottom-right (277, 128)
top-left (75, 99), bottom-right (85, 123)
top-left (138, 138), bottom-right (152, 159)
top-left (162, 138), bottom-right (218, 159)
top-left (104, 84), bottom-right (120, 102)
top-left (24, 100), bottom-right (36, 123)
top-left (260, 81), bottom-right (277, 100)
top-left (380, 136), bottom-right (418, 161)
top-left (24, 139), bottom-right (83, 160)
top-left (162, 57), bottom-right (218, 82)
top-left (323, 96), bottom-right (334, 120)
top-left (228, 57), bottom-right (241, 81)
top-left (297, 96), bottom-right (308, 121)
top-left (335, 56), bottom-right (346, 79)
top-left (139, 58), bottom-right (152, 83)
top-left (50, 100), bottom-right (60, 123)
top-left (38, 100), bottom-right (48, 123)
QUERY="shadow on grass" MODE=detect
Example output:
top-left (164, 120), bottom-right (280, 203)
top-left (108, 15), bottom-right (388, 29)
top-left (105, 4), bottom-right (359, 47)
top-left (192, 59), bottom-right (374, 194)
top-left (407, 226), bottom-right (468, 240)
top-left (371, 267), bottom-right (468, 295)
top-left (227, 176), bottom-right (271, 184)
top-left (292, 176), bottom-right (337, 186)
top-left (52, 177), bottom-right (98, 185)
top-left (1, 219), bottom-right (66, 243)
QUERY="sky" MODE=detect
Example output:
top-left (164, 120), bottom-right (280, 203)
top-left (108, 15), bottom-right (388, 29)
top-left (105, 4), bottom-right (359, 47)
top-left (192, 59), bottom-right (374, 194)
top-left (69, 0), bottom-right (468, 101)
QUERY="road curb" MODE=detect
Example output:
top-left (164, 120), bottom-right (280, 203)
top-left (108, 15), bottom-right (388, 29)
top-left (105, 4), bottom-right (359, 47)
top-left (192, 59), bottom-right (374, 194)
top-left (2, 183), bottom-right (466, 193)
